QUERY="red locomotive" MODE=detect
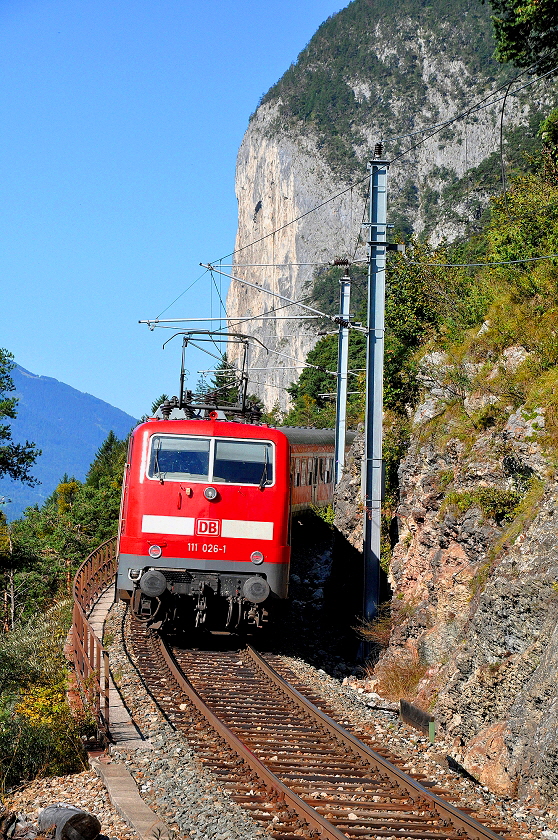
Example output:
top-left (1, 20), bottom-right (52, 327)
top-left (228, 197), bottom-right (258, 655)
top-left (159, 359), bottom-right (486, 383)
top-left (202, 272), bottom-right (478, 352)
top-left (116, 414), bottom-right (338, 631)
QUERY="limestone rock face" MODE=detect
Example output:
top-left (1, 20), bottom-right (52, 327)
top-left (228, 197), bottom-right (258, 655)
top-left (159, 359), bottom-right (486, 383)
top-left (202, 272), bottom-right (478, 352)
top-left (333, 429), bottom-right (364, 551)
top-left (438, 486), bottom-right (558, 800)
top-left (226, 103), bottom-right (358, 410)
top-left (227, 1), bottom-right (557, 411)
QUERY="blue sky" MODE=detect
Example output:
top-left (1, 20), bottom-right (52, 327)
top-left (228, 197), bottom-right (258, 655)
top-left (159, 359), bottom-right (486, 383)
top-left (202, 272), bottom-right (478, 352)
top-left (1, 0), bottom-right (348, 419)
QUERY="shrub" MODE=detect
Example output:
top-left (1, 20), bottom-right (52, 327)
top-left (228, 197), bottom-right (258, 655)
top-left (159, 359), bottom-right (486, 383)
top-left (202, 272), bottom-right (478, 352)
top-left (0, 687), bottom-right (86, 793)
top-left (369, 653), bottom-right (428, 701)
top-left (311, 504), bottom-right (335, 526)
top-left (442, 487), bottom-right (521, 524)
top-left (471, 403), bottom-right (508, 431)
top-left (0, 600), bottom-right (87, 792)
top-left (0, 602), bottom-right (71, 694)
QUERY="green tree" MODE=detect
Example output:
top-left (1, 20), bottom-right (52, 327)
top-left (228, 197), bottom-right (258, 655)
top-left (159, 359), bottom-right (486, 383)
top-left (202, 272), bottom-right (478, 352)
top-left (285, 331), bottom-right (366, 428)
top-left (487, 0), bottom-right (558, 73)
top-left (6, 429), bottom-right (129, 621)
top-left (150, 394), bottom-right (169, 414)
top-left (205, 354), bottom-right (242, 405)
top-left (537, 108), bottom-right (558, 181)
top-left (85, 430), bottom-right (127, 489)
top-left (0, 349), bottom-right (40, 485)
top-left (287, 243), bottom-right (456, 425)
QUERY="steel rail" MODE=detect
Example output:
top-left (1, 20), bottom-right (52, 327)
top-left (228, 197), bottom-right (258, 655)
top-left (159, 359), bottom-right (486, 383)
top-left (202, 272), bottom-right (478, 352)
top-left (158, 636), bottom-right (349, 840)
top-left (246, 646), bottom-right (505, 840)
top-left (160, 637), bottom-right (513, 840)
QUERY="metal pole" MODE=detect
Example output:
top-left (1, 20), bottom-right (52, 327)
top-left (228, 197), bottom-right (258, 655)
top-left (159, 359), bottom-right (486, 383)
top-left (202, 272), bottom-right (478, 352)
top-left (363, 149), bottom-right (389, 622)
top-left (334, 271), bottom-right (351, 485)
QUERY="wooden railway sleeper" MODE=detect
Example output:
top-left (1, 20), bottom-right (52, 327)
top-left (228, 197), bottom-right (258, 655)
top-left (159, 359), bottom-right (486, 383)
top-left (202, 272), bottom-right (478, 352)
top-left (139, 628), bottom-right (512, 840)
top-left (247, 647), bottom-right (508, 840)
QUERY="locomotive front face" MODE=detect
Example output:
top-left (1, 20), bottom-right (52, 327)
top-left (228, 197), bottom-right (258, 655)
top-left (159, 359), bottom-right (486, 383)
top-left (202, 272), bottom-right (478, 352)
top-left (117, 419), bottom-right (291, 631)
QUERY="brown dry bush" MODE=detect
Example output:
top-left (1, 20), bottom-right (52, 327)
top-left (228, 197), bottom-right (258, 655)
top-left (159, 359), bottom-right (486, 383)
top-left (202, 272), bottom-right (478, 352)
top-left (368, 653), bottom-right (428, 702)
top-left (356, 604), bottom-right (394, 649)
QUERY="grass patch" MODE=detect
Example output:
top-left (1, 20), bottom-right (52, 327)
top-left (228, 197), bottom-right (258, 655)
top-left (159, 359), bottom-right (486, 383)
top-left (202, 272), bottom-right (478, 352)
top-left (437, 469), bottom-right (455, 493)
top-left (357, 597), bottom-right (421, 650)
top-left (417, 399), bottom-right (468, 447)
top-left (525, 368), bottom-right (558, 458)
top-left (469, 560), bottom-right (494, 597)
top-left (357, 605), bottom-right (393, 649)
top-left (441, 486), bottom-right (521, 524)
top-left (489, 477), bottom-right (546, 559)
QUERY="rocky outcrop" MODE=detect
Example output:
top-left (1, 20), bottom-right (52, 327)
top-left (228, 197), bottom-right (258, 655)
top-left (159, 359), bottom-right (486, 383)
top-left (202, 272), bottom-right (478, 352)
top-left (332, 428), bottom-right (364, 551)
top-left (436, 486), bottom-right (558, 800)
top-left (337, 346), bottom-right (558, 803)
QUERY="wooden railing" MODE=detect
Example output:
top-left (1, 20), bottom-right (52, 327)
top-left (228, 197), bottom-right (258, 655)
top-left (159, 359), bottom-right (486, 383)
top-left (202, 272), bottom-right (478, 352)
top-left (72, 536), bottom-right (117, 734)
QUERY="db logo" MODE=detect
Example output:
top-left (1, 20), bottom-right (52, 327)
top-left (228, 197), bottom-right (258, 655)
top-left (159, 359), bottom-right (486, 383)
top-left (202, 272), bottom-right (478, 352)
top-left (196, 519), bottom-right (221, 536)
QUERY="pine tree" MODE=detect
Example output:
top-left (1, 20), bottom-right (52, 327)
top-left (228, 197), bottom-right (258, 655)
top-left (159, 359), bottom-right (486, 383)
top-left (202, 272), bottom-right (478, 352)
top-left (85, 431), bottom-right (127, 489)
top-left (0, 349), bottom-right (40, 485)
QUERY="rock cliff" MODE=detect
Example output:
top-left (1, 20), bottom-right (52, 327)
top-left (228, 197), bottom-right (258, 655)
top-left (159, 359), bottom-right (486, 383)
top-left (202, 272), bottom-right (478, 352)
top-left (227, 0), bottom-right (557, 410)
top-left (334, 344), bottom-right (558, 803)
top-left (227, 103), bottom-right (358, 409)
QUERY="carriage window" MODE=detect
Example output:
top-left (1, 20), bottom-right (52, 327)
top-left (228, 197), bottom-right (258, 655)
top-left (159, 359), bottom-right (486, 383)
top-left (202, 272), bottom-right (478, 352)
top-left (308, 457), bottom-right (314, 486)
top-left (213, 440), bottom-right (274, 485)
top-left (148, 436), bottom-right (210, 481)
top-left (294, 458), bottom-right (301, 487)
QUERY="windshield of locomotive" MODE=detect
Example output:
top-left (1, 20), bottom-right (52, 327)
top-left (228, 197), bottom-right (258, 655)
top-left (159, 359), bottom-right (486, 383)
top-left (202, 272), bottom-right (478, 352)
top-left (147, 436), bottom-right (274, 485)
top-left (213, 440), bottom-right (274, 485)
top-left (148, 436), bottom-right (210, 481)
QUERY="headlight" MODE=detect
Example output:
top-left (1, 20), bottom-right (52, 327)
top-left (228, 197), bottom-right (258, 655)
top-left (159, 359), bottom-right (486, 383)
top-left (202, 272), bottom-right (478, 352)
top-left (204, 486), bottom-right (218, 501)
top-left (148, 544), bottom-right (162, 559)
top-left (250, 551), bottom-right (264, 565)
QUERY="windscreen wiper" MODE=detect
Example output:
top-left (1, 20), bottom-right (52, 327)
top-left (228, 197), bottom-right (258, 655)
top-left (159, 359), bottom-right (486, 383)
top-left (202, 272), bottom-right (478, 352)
top-left (259, 448), bottom-right (269, 491)
top-left (154, 441), bottom-right (164, 485)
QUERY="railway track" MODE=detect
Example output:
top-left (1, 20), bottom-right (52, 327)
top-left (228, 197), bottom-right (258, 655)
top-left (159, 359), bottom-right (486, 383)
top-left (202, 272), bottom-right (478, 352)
top-left (130, 620), bottom-right (519, 840)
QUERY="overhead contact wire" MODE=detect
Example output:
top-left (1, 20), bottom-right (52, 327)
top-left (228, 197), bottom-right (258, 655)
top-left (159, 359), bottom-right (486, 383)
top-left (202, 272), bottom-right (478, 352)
top-left (153, 269), bottom-right (209, 321)
top-left (406, 252), bottom-right (558, 268)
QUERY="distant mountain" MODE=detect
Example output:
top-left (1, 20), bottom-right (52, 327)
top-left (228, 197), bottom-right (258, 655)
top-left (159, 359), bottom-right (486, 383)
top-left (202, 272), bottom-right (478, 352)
top-left (0, 365), bottom-right (137, 520)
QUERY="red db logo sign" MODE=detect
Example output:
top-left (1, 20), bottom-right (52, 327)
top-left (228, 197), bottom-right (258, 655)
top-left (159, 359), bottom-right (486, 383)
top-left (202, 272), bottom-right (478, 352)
top-left (196, 519), bottom-right (221, 536)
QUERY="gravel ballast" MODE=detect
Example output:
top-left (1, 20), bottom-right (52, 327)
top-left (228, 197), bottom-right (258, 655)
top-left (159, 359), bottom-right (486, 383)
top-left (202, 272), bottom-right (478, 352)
top-left (4, 770), bottom-right (138, 840)
top-left (7, 576), bottom-right (558, 840)
top-left (104, 603), bottom-right (268, 840)
top-left (274, 653), bottom-right (558, 840)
